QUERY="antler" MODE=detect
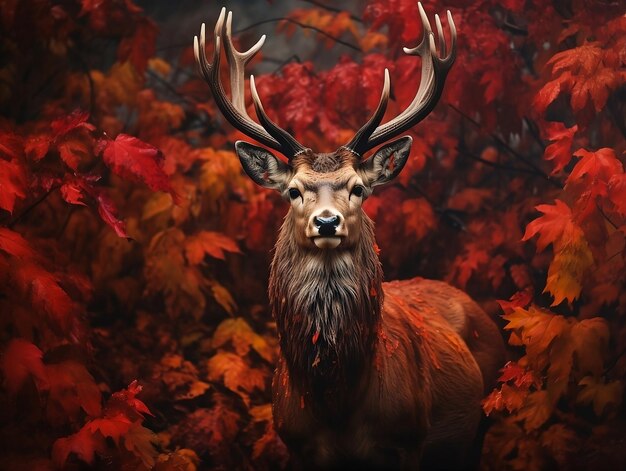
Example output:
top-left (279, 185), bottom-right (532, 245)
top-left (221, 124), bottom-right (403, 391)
top-left (344, 2), bottom-right (457, 157)
top-left (194, 8), bottom-right (307, 158)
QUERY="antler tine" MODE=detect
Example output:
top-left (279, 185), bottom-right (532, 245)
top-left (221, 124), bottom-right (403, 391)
top-left (223, 10), bottom-right (265, 117)
top-left (250, 75), bottom-right (309, 156)
top-left (345, 2), bottom-right (457, 156)
top-left (194, 8), bottom-right (306, 158)
top-left (343, 69), bottom-right (390, 156)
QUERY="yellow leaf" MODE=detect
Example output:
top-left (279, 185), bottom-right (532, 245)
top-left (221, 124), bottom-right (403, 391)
top-left (212, 318), bottom-right (275, 363)
top-left (206, 351), bottom-right (267, 402)
top-left (148, 57), bottom-right (171, 76)
top-left (210, 281), bottom-right (237, 315)
top-left (544, 235), bottom-right (593, 306)
top-left (142, 192), bottom-right (173, 220)
top-left (503, 306), bottom-right (570, 369)
top-left (360, 31), bottom-right (387, 51)
top-left (249, 404), bottom-right (273, 423)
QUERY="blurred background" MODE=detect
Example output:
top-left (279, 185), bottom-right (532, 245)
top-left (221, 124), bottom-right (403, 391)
top-left (0, 0), bottom-right (624, 470)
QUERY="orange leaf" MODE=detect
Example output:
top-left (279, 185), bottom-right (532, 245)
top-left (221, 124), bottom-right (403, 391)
top-left (206, 351), bottom-right (267, 398)
top-left (522, 199), bottom-right (575, 252)
top-left (211, 318), bottom-right (275, 363)
top-left (184, 231), bottom-right (241, 264)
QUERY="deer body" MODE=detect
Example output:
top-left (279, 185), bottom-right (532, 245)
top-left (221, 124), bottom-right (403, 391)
top-left (268, 158), bottom-right (503, 469)
top-left (194, 4), bottom-right (505, 469)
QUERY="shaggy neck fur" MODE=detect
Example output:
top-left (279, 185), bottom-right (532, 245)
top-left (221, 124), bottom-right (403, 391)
top-left (269, 212), bottom-right (383, 396)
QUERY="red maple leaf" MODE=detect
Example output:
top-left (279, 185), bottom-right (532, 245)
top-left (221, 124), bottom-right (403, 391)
top-left (117, 17), bottom-right (158, 74)
top-left (542, 122), bottom-right (578, 175)
top-left (1, 339), bottom-right (48, 395)
top-left (522, 200), bottom-right (575, 252)
top-left (0, 156), bottom-right (27, 213)
top-left (100, 134), bottom-right (176, 200)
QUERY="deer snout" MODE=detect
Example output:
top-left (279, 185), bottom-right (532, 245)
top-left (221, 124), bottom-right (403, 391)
top-left (314, 215), bottom-right (340, 236)
top-left (307, 211), bottom-right (346, 248)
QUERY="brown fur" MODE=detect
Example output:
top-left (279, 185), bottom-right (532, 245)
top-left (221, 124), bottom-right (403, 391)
top-left (269, 205), bottom-right (505, 469)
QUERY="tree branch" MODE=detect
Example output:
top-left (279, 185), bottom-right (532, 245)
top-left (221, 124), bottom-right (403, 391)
top-left (235, 18), bottom-right (362, 53)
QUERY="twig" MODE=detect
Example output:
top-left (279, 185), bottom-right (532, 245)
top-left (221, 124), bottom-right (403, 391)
top-left (147, 69), bottom-right (198, 106)
top-left (235, 18), bottom-right (362, 53)
top-left (523, 117), bottom-right (546, 151)
top-left (448, 104), bottom-right (562, 188)
top-left (300, 0), bottom-right (363, 23)
top-left (596, 202), bottom-right (619, 230)
top-left (458, 149), bottom-right (548, 176)
top-left (604, 346), bottom-right (626, 376)
top-left (7, 186), bottom-right (58, 228)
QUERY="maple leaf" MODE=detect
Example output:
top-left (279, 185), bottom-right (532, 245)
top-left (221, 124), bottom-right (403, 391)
top-left (95, 191), bottom-right (128, 238)
top-left (0, 130), bottom-right (23, 160)
top-left (210, 281), bottom-right (238, 315)
top-left (0, 228), bottom-right (40, 261)
top-left (540, 424), bottom-right (580, 467)
top-left (542, 122), bottom-right (578, 175)
top-left (447, 243), bottom-right (489, 289)
top-left (570, 318), bottom-right (609, 375)
top-left (60, 181), bottom-right (87, 206)
top-left (52, 426), bottom-right (105, 468)
top-left (170, 398), bottom-right (240, 460)
top-left (401, 198), bottom-right (436, 240)
top-left (100, 134), bottom-right (176, 199)
top-left (498, 361), bottom-right (541, 389)
top-left (85, 414), bottom-right (132, 445)
top-left (522, 199), bottom-right (576, 252)
top-left (211, 318), bottom-right (276, 363)
top-left (567, 147), bottom-right (623, 190)
top-left (123, 422), bottom-right (158, 469)
top-left (118, 18), bottom-right (158, 74)
top-left (12, 261), bottom-right (77, 333)
top-left (144, 229), bottom-right (206, 319)
top-left (206, 351), bottom-right (267, 402)
top-left (108, 380), bottom-right (153, 417)
top-left (0, 156), bottom-right (27, 213)
top-left (544, 234), bottom-right (593, 306)
top-left (577, 376), bottom-right (624, 416)
top-left (184, 231), bottom-right (241, 264)
top-left (608, 173), bottom-right (626, 216)
top-left (517, 390), bottom-right (553, 431)
top-left (154, 353), bottom-right (210, 401)
top-left (45, 361), bottom-right (102, 421)
top-left (50, 110), bottom-right (95, 137)
top-left (536, 42), bottom-right (625, 113)
top-left (0, 339), bottom-right (47, 395)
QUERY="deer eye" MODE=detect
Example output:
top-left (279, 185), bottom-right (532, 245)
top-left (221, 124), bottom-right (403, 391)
top-left (288, 188), bottom-right (302, 200)
top-left (350, 185), bottom-right (364, 198)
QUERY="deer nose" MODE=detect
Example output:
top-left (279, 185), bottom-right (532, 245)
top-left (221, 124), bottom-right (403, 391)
top-left (314, 215), bottom-right (340, 236)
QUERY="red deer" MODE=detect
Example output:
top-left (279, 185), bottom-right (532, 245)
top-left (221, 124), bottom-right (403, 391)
top-left (194, 4), bottom-right (505, 469)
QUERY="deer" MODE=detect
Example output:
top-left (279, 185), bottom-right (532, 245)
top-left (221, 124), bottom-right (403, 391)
top-left (194, 4), bottom-right (505, 470)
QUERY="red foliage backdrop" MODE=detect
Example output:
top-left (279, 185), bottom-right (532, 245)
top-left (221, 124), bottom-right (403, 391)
top-left (0, 0), bottom-right (624, 469)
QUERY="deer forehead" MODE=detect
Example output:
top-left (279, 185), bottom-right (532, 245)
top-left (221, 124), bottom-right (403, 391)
top-left (291, 168), bottom-right (359, 194)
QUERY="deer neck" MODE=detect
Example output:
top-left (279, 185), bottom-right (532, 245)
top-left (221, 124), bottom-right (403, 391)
top-left (269, 212), bottom-right (383, 394)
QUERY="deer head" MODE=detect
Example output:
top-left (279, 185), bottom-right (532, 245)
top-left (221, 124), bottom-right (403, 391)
top-left (194, 3), bottom-right (456, 251)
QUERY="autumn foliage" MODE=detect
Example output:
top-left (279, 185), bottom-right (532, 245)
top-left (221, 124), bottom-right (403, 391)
top-left (0, 0), bottom-right (624, 469)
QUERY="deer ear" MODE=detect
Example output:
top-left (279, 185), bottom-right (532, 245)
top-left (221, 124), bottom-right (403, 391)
top-left (358, 136), bottom-right (412, 187)
top-left (235, 141), bottom-right (291, 191)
